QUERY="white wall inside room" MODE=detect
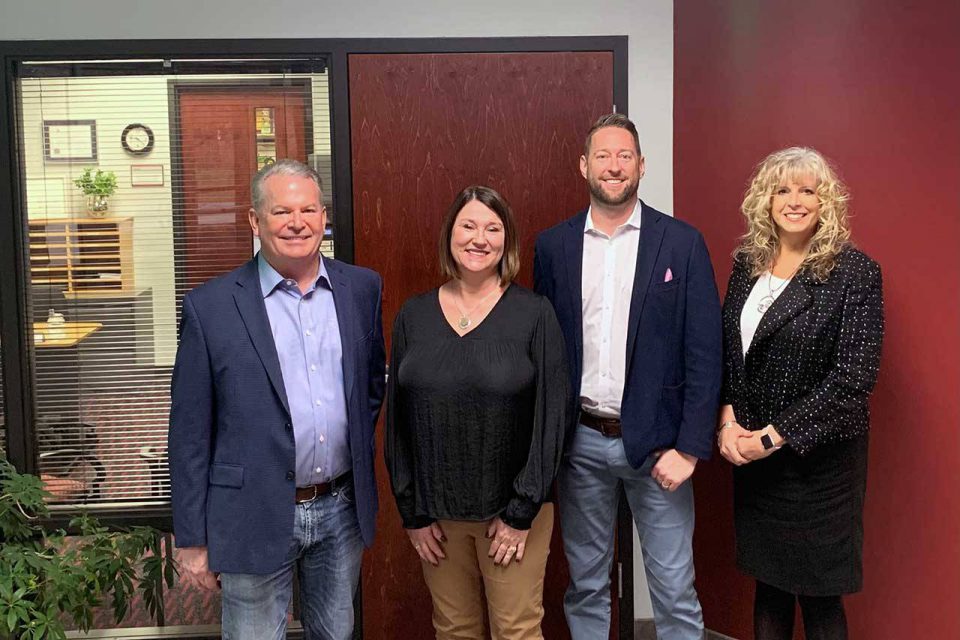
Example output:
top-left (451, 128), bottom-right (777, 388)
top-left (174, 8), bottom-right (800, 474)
top-left (20, 76), bottom-right (176, 366)
top-left (1, 0), bottom-right (673, 619)
top-left (19, 72), bottom-right (332, 367)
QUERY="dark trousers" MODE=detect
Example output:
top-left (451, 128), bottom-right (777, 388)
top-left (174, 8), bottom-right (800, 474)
top-left (754, 581), bottom-right (848, 640)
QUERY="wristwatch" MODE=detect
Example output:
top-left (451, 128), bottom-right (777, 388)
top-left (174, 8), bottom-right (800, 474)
top-left (760, 428), bottom-right (784, 451)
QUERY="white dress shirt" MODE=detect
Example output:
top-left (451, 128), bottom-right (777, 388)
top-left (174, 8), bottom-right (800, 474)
top-left (580, 199), bottom-right (642, 418)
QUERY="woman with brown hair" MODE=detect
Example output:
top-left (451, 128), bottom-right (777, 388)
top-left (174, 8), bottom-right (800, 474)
top-left (385, 185), bottom-right (570, 639)
top-left (718, 147), bottom-right (884, 639)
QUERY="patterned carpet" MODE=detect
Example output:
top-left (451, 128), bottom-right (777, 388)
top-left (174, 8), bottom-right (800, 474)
top-left (37, 367), bottom-right (172, 506)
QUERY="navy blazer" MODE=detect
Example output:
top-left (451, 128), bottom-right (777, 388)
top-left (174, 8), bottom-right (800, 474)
top-left (168, 255), bottom-right (386, 575)
top-left (534, 202), bottom-right (722, 466)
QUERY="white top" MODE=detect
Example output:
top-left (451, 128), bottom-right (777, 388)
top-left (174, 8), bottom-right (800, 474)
top-left (580, 199), bottom-right (642, 418)
top-left (740, 271), bottom-right (791, 356)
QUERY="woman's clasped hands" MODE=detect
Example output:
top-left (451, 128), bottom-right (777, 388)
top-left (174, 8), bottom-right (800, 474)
top-left (718, 421), bottom-right (780, 465)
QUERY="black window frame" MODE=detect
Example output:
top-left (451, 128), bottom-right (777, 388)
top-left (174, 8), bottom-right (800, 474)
top-left (0, 35), bottom-right (631, 634)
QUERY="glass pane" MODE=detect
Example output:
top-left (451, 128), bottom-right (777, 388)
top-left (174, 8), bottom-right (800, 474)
top-left (255, 106), bottom-right (277, 169)
top-left (17, 64), bottom-right (334, 515)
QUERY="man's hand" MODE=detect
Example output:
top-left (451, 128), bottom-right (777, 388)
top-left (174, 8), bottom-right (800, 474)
top-left (407, 522), bottom-right (446, 566)
top-left (177, 546), bottom-right (220, 591)
top-left (651, 449), bottom-right (698, 492)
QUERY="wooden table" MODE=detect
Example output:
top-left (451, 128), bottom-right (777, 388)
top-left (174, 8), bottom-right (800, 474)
top-left (33, 321), bottom-right (101, 348)
top-left (32, 321), bottom-right (102, 423)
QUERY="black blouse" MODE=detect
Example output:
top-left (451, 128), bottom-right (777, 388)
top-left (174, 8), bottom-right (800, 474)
top-left (385, 284), bottom-right (571, 531)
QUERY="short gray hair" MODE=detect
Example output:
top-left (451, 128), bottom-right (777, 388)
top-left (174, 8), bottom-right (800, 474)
top-left (251, 159), bottom-right (324, 213)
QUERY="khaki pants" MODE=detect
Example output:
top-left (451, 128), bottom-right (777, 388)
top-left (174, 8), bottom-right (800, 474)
top-left (420, 503), bottom-right (554, 640)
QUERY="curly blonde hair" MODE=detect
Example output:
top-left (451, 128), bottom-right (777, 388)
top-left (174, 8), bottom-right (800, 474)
top-left (736, 147), bottom-right (851, 281)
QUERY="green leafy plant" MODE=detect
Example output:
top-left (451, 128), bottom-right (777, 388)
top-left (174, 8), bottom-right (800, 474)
top-left (72, 168), bottom-right (118, 198)
top-left (0, 460), bottom-right (175, 640)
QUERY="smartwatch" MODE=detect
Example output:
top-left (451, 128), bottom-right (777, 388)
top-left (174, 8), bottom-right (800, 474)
top-left (760, 429), bottom-right (784, 451)
top-left (760, 433), bottom-right (776, 450)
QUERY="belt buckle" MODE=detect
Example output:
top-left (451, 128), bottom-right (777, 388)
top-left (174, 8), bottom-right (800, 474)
top-left (301, 484), bottom-right (319, 504)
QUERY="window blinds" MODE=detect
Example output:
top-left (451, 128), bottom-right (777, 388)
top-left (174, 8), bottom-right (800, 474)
top-left (17, 58), bottom-right (334, 509)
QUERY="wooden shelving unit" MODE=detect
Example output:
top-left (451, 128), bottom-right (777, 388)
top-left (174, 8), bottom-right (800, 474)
top-left (28, 217), bottom-right (134, 294)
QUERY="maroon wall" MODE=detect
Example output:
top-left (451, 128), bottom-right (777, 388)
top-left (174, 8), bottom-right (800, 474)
top-left (675, 2), bottom-right (960, 638)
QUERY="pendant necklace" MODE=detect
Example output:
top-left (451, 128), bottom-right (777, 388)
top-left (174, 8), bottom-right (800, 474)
top-left (453, 282), bottom-right (501, 330)
top-left (757, 265), bottom-right (799, 313)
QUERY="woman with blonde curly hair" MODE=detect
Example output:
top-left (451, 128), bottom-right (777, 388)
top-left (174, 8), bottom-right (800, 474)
top-left (717, 147), bottom-right (884, 639)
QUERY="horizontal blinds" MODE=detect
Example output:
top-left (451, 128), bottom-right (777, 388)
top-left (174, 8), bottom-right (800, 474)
top-left (18, 60), bottom-right (334, 508)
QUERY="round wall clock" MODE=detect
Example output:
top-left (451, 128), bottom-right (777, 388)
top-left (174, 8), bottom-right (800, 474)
top-left (121, 123), bottom-right (155, 155)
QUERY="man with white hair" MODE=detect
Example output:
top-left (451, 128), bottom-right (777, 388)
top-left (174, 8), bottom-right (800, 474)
top-left (169, 159), bottom-right (385, 639)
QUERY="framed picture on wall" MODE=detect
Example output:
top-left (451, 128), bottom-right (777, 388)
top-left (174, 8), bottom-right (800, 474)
top-left (43, 120), bottom-right (97, 162)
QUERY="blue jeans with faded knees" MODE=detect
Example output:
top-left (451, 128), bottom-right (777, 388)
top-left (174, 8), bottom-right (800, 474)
top-left (219, 480), bottom-right (364, 640)
top-left (559, 423), bottom-right (703, 640)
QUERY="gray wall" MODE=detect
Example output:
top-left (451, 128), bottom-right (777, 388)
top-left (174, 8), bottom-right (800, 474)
top-left (0, 0), bottom-right (673, 212)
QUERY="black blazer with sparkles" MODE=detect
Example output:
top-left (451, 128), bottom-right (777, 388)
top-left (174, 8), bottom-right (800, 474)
top-left (721, 247), bottom-right (884, 456)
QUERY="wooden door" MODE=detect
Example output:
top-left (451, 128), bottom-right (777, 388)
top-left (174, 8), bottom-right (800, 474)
top-left (176, 87), bottom-right (306, 293)
top-left (350, 52), bottom-right (615, 639)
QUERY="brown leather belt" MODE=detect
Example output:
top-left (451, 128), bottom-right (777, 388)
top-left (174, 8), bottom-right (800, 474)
top-left (295, 471), bottom-right (352, 504)
top-left (580, 411), bottom-right (623, 438)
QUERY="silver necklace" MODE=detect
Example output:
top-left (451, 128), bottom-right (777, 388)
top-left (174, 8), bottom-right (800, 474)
top-left (452, 282), bottom-right (501, 330)
top-left (756, 267), bottom-right (797, 313)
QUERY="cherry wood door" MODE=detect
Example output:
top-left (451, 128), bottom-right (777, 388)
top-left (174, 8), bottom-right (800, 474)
top-left (350, 52), bottom-right (615, 639)
top-left (176, 87), bottom-right (306, 293)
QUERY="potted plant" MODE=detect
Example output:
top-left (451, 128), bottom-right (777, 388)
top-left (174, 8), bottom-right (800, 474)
top-left (0, 460), bottom-right (175, 639)
top-left (72, 168), bottom-right (118, 217)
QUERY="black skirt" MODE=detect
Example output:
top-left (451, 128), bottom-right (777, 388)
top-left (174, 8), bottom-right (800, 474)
top-left (734, 434), bottom-right (868, 596)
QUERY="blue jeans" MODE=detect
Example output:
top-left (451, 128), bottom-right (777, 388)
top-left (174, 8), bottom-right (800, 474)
top-left (220, 480), bottom-right (364, 640)
top-left (559, 424), bottom-right (703, 640)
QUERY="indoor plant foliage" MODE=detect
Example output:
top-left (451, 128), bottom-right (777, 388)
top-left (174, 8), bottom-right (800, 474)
top-left (0, 460), bottom-right (174, 640)
top-left (72, 168), bottom-right (118, 215)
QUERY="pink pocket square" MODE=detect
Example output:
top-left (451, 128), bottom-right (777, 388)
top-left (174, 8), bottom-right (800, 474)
top-left (664, 268), bottom-right (673, 283)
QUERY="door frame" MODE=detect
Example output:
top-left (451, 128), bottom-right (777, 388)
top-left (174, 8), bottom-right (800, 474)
top-left (327, 37), bottom-right (628, 265)
top-left (1, 36), bottom-right (626, 477)
top-left (0, 36), bottom-right (631, 637)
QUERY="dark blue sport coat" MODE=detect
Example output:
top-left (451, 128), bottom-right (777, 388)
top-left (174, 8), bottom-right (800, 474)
top-left (534, 202), bottom-right (722, 466)
top-left (168, 255), bottom-right (386, 575)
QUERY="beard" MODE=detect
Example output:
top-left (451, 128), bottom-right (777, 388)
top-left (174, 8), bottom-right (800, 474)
top-left (587, 174), bottom-right (639, 207)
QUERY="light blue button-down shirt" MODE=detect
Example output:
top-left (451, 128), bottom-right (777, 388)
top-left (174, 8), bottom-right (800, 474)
top-left (258, 254), bottom-right (350, 486)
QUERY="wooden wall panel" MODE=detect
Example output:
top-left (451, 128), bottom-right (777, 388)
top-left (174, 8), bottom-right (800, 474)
top-left (350, 52), bottom-right (613, 639)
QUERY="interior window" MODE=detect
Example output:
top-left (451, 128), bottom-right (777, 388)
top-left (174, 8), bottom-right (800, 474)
top-left (17, 60), bottom-right (333, 511)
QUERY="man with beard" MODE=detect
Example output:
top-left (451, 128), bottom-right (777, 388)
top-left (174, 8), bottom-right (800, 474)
top-left (534, 114), bottom-right (721, 639)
